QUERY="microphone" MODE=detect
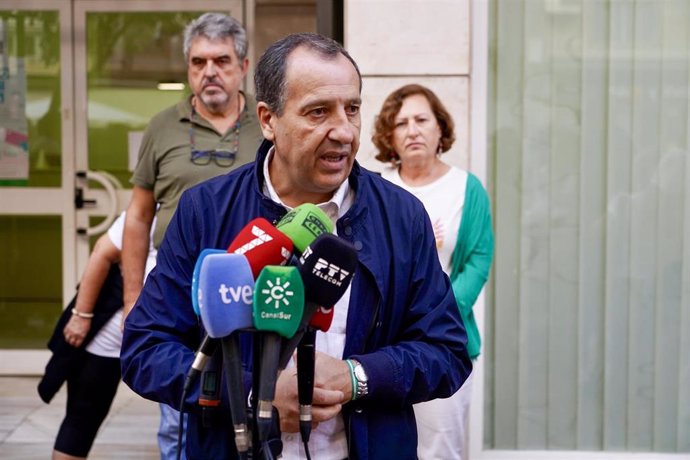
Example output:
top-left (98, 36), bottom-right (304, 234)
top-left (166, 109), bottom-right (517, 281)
top-left (228, 217), bottom-right (293, 278)
top-left (197, 253), bottom-right (255, 457)
top-left (276, 203), bottom-right (333, 254)
top-left (189, 220), bottom-right (293, 396)
top-left (308, 305), bottom-right (334, 333)
top-left (253, 265), bottom-right (305, 443)
top-left (198, 253), bottom-right (254, 338)
top-left (184, 249), bottom-right (224, 396)
top-left (197, 347), bottom-right (222, 427)
top-left (184, 335), bottom-right (218, 395)
top-left (299, 233), bottom-right (357, 305)
top-left (278, 233), bottom-right (358, 368)
top-left (295, 307), bottom-right (333, 444)
top-left (273, 204), bottom-right (336, 369)
top-left (292, 234), bottom-right (357, 444)
top-left (192, 248), bottom-right (226, 316)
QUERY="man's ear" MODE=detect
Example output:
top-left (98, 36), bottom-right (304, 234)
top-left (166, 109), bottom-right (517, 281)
top-left (240, 58), bottom-right (249, 78)
top-left (256, 102), bottom-right (276, 141)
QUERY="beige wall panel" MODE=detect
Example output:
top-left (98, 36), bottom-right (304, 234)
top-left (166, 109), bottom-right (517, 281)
top-left (357, 76), bottom-right (469, 172)
top-left (345, 0), bottom-right (470, 76)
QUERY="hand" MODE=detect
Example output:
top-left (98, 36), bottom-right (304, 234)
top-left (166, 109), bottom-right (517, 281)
top-left (274, 368), bottom-right (300, 433)
top-left (273, 356), bottom-right (345, 433)
top-left (63, 314), bottom-right (91, 348)
top-left (314, 352), bottom-right (353, 402)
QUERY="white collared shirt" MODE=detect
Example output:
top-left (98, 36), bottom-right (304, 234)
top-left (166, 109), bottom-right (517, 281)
top-left (263, 148), bottom-right (353, 459)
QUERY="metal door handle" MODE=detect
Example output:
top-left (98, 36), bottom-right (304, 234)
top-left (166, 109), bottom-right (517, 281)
top-left (75, 170), bottom-right (119, 236)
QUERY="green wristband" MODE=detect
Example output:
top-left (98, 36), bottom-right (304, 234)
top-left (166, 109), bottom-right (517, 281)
top-left (345, 359), bottom-right (357, 401)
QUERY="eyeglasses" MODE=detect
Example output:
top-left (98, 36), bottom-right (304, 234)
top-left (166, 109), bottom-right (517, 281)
top-left (188, 106), bottom-right (239, 167)
top-left (190, 148), bottom-right (236, 167)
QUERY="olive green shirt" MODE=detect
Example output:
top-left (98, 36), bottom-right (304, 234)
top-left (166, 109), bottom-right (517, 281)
top-left (131, 93), bottom-right (264, 248)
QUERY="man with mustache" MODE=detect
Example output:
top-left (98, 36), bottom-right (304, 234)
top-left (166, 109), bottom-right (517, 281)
top-left (120, 12), bottom-right (263, 460)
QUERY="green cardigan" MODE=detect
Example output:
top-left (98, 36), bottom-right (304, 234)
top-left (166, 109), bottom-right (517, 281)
top-left (449, 173), bottom-right (494, 359)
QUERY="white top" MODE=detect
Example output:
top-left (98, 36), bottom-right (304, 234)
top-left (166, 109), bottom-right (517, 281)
top-left (263, 148), bottom-right (352, 460)
top-left (381, 165), bottom-right (467, 274)
top-left (86, 211), bottom-right (157, 358)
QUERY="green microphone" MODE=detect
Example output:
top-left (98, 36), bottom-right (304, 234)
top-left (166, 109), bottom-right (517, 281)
top-left (276, 203), bottom-right (333, 254)
top-left (253, 265), bottom-right (305, 443)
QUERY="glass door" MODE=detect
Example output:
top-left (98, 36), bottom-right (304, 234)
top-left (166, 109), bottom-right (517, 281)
top-left (0, 0), bottom-right (240, 374)
top-left (0, 2), bottom-right (74, 371)
top-left (72, 0), bottom-right (242, 271)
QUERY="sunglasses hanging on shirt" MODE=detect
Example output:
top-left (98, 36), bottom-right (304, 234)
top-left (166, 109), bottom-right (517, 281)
top-left (188, 98), bottom-right (241, 167)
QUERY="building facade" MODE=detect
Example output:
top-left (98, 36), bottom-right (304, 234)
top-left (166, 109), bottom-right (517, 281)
top-left (0, 1), bottom-right (687, 458)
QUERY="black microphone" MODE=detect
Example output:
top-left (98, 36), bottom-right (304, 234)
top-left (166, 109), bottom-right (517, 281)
top-left (183, 335), bottom-right (218, 395)
top-left (197, 347), bottom-right (223, 427)
top-left (197, 253), bottom-right (255, 458)
top-left (292, 234), bottom-right (357, 446)
top-left (279, 233), bottom-right (358, 368)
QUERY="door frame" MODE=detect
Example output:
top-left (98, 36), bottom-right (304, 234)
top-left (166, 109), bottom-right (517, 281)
top-left (70, 0), bottom-right (243, 280)
top-left (0, 0), bottom-right (76, 301)
top-left (1, 0), bottom-right (241, 375)
top-left (0, 0), bottom-right (74, 374)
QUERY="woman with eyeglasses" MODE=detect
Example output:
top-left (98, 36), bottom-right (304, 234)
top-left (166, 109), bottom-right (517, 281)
top-left (373, 83), bottom-right (494, 460)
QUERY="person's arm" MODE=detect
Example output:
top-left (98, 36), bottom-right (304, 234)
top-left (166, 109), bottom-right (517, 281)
top-left (120, 190), bottom-right (202, 410)
top-left (63, 233), bottom-right (120, 348)
top-left (450, 174), bottom-right (494, 317)
top-left (121, 186), bottom-right (156, 322)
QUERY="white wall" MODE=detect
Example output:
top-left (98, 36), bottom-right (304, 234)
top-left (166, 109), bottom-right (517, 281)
top-left (344, 0), bottom-right (472, 173)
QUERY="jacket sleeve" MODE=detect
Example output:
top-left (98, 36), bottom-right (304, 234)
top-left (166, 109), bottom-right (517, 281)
top-left (352, 209), bottom-right (473, 408)
top-left (451, 173), bottom-right (494, 318)
top-left (120, 191), bottom-right (203, 409)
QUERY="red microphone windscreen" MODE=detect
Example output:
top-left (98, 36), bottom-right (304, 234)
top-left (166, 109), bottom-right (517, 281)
top-left (228, 218), bottom-right (294, 278)
top-left (309, 305), bottom-right (334, 332)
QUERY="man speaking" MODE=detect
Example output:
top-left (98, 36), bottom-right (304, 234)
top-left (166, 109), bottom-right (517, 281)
top-left (121, 33), bottom-right (472, 460)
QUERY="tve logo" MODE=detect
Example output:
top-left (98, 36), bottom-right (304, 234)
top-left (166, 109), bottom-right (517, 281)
top-left (312, 258), bottom-right (350, 287)
top-left (218, 283), bottom-right (254, 305)
top-left (198, 253), bottom-right (255, 338)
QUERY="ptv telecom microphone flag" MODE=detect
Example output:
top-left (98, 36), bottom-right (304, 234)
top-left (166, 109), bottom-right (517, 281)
top-left (253, 265), bottom-right (305, 443)
top-left (299, 233), bottom-right (358, 305)
top-left (278, 232), bottom-right (358, 368)
top-left (276, 203), bottom-right (333, 254)
top-left (197, 253), bottom-right (255, 457)
top-left (228, 217), bottom-right (293, 278)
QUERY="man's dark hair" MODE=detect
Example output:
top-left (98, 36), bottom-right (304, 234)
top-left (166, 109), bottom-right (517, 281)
top-left (254, 33), bottom-right (362, 115)
top-left (183, 12), bottom-right (247, 62)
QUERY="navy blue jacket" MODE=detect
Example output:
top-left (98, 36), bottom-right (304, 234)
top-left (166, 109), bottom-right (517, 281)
top-left (121, 141), bottom-right (472, 459)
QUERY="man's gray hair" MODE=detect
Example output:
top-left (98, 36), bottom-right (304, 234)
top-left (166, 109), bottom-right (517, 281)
top-left (254, 33), bottom-right (362, 116)
top-left (183, 12), bottom-right (247, 62)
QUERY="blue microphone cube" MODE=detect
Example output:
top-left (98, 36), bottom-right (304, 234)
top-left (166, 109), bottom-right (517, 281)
top-left (198, 253), bottom-right (255, 338)
top-left (191, 248), bottom-right (226, 316)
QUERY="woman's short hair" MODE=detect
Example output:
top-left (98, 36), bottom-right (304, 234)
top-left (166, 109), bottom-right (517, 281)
top-left (372, 83), bottom-right (455, 164)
